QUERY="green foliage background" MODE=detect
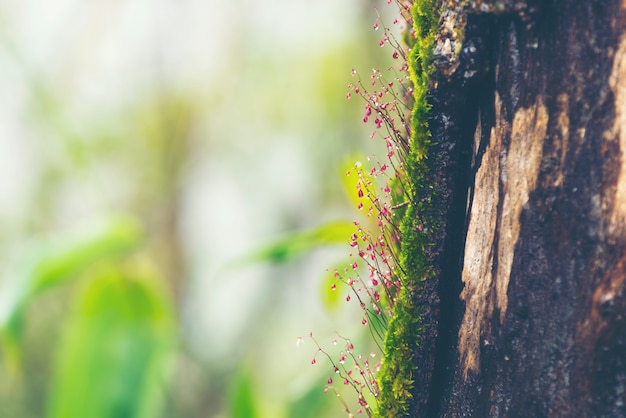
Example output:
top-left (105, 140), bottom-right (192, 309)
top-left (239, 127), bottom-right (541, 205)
top-left (0, 1), bottom-right (404, 417)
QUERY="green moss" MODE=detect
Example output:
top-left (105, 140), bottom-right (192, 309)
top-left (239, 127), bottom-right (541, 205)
top-left (408, 0), bottom-right (439, 160)
top-left (374, 1), bottom-right (440, 417)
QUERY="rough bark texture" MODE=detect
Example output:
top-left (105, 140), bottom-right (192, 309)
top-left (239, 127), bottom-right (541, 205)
top-left (416, 1), bottom-right (626, 416)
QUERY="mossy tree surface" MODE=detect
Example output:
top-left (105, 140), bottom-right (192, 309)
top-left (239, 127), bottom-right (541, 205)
top-left (375, 1), bottom-right (442, 417)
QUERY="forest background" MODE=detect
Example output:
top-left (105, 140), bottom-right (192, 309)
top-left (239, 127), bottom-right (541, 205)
top-left (0, 1), bottom-right (399, 417)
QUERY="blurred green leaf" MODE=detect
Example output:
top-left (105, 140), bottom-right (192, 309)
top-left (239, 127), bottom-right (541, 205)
top-left (241, 221), bottom-right (355, 266)
top-left (340, 157), bottom-right (365, 211)
top-left (32, 216), bottom-right (142, 291)
top-left (47, 272), bottom-right (174, 418)
top-left (0, 216), bottom-right (142, 332)
top-left (229, 369), bottom-right (259, 418)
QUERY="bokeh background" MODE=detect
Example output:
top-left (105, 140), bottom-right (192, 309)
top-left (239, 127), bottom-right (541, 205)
top-left (0, 1), bottom-right (401, 416)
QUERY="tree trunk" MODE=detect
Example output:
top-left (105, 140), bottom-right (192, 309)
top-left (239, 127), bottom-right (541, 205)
top-left (417, 1), bottom-right (626, 416)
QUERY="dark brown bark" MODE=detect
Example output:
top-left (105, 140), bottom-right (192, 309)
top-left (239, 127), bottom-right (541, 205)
top-left (419, 1), bottom-right (626, 417)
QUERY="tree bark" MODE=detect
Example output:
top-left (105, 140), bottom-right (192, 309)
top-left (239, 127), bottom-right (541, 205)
top-left (417, 1), bottom-right (626, 416)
